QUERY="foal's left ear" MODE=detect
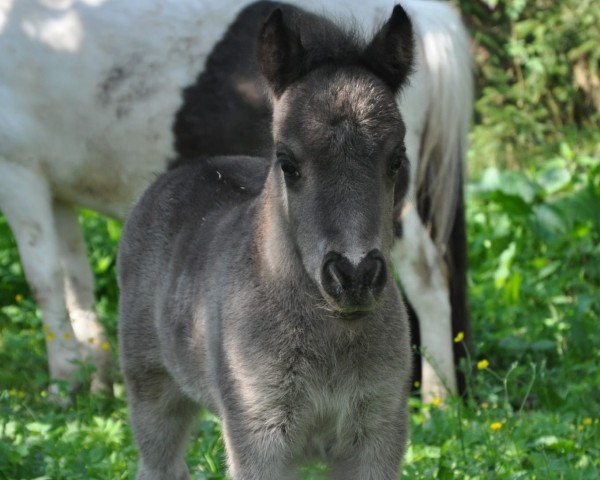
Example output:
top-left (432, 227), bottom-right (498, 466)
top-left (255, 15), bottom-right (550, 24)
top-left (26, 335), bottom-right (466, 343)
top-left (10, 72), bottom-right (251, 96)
top-left (363, 5), bottom-right (415, 93)
top-left (258, 8), bottom-right (305, 97)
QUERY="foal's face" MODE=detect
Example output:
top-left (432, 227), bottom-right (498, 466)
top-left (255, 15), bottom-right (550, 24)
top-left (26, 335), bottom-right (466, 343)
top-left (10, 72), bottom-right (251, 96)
top-left (272, 67), bottom-right (409, 312)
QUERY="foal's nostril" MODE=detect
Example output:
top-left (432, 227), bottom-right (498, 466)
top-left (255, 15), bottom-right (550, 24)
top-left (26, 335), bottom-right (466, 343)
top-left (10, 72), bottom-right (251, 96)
top-left (321, 251), bottom-right (354, 299)
top-left (357, 249), bottom-right (387, 291)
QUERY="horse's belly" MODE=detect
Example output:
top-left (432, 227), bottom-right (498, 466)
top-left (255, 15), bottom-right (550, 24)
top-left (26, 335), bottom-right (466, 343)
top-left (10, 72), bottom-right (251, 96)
top-left (48, 143), bottom-right (171, 220)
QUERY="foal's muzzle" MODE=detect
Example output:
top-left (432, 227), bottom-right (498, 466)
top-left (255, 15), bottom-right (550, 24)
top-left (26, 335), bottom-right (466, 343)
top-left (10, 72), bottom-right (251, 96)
top-left (320, 249), bottom-right (387, 312)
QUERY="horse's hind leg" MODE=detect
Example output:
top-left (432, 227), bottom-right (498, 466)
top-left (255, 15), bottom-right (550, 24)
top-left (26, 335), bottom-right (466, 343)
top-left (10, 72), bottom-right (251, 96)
top-left (124, 366), bottom-right (199, 480)
top-left (392, 205), bottom-right (457, 402)
top-left (0, 161), bottom-right (80, 397)
top-left (54, 201), bottom-right (112, 391)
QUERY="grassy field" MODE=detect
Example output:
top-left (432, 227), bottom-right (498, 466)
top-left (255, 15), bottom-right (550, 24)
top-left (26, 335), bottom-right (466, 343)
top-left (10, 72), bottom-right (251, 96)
top-left (1, 137), bottom-right (599, 478)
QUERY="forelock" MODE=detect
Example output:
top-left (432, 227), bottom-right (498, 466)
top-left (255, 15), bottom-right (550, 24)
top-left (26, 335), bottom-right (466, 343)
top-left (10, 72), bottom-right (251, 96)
top-left (284, 68), bottom-right (402, 155)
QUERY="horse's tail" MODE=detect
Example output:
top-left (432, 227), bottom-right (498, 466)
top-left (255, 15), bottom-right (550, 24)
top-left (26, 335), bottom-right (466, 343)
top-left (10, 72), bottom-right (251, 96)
top-left (409, 2), bottom-right (473, 250)
top-left (409, 2), bottom-right (474, 394)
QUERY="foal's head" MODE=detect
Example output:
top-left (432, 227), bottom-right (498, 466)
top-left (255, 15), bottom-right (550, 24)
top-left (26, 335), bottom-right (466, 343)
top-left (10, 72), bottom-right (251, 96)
top-left (258, 5), bottom-right (414, 314)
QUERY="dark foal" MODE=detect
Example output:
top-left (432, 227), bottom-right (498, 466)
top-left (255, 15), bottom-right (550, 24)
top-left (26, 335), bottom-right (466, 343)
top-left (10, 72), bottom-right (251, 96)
top-left (118, 5), bottom-right (414, 479)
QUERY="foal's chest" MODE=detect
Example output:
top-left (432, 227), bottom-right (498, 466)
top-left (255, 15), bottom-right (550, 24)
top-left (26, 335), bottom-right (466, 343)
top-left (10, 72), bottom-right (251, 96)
top-left (283, 361), bottom-right (394, 461)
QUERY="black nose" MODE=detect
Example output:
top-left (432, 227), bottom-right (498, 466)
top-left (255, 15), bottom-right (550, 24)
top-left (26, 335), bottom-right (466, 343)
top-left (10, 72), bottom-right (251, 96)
top-left (321, 249), bottom-right (387, 310)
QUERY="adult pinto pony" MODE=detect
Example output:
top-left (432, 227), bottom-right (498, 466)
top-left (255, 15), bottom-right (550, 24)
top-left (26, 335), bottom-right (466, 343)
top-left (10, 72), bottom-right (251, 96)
top-left (0, 0), bottom-right (472, 401)
top-left (119, 6), bottom-right (413, 478)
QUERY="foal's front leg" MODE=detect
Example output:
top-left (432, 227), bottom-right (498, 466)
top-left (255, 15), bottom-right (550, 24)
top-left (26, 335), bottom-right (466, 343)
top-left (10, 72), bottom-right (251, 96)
top-left (330, 411), bottom-right (409, 480)
top-left (220, 415), bottom-right (298, 480)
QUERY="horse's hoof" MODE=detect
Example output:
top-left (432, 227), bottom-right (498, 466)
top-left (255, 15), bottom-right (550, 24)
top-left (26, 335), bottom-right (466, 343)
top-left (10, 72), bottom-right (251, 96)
top-left (90, 374), bottom-right (113, 394)
top-left (46, 382), bottom-right (76, 407)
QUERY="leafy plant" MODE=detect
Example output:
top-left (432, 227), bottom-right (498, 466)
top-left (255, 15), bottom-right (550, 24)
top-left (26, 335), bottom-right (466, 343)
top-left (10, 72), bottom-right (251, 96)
top-left (458, 0), bottom-right (600, 172)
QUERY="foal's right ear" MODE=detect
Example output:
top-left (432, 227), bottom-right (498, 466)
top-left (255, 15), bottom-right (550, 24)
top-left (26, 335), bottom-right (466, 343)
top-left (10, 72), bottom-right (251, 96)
top-left (258, 8), bottom-right (305, 97)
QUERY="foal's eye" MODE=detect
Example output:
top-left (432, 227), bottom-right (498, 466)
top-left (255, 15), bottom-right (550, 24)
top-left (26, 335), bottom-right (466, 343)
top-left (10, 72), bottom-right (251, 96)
top-left (389, 145), bottom-right (407, 175)
top-left (277, 152), bottom-right (300, 180)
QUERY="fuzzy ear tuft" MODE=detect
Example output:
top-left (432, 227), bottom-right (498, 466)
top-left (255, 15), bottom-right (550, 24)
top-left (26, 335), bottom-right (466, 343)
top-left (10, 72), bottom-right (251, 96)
top-left (258, 8), bottom-right (305, 97)
top-left (362, 5), bottom-right (415, 92)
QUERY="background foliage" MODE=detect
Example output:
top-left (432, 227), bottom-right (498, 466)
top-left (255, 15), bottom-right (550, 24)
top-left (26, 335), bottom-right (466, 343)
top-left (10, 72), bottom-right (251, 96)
top-left (1, 0), bottom-right (599, 478)
top-left (458, 0), bottom-right (600, 172)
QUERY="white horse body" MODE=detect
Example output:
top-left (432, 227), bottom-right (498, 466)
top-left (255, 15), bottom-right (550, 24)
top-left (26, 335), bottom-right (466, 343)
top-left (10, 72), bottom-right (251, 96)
top-left (0, 0), bottom-right (472, 400)
top-left (1, 0), bottom-right (243, 217)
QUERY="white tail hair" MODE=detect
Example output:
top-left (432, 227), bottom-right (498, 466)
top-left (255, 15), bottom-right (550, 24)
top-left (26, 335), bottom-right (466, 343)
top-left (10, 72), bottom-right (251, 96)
top-left (408, 2), bottom-right (473, 250)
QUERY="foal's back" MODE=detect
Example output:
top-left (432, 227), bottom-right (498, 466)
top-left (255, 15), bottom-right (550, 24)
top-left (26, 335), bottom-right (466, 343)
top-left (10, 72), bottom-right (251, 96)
top-left (119, 155), bottom-right (267, 260)
top-left (118, 155), bottom-right (267, 282)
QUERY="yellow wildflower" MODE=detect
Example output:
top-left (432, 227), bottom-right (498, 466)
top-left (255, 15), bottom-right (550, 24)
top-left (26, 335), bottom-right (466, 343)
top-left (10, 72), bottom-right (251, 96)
top-left (432, 396), bottom-right (442, 407)
top-left (583, 418), bottom-right (593, 426)
top-left (477, 359), bottom-right (490, 370)
top-left (63, 332), bottom-right (71, 341)
top-left (453, 331), bottom-right (464, 343)
top-left (15, 294), bottom-right (23, 303)
top-left (490, 421), bottom-right (503, 431)
top-left (46, 332), bottom-right (56, 341)
top-left (413, 381), bottom-right (421, 388)
top-left (101, 342), bottom-right (110, 351)
top-left (481, 402), bottom-right (489, 410)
